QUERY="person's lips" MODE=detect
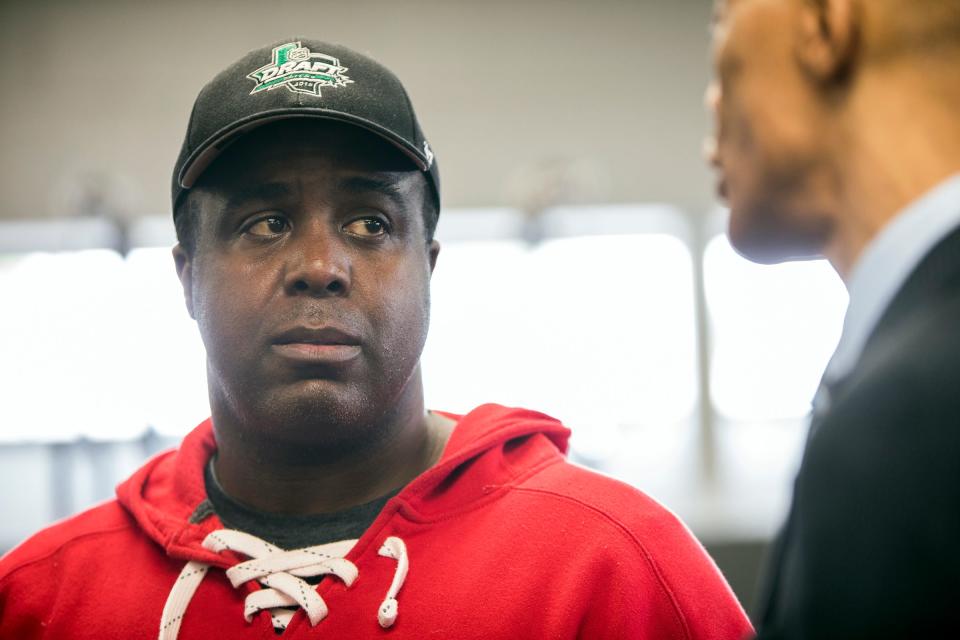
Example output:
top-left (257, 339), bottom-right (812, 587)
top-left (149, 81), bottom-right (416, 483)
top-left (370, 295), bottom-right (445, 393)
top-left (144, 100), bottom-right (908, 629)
top-left (271, 326), bottom-right (362, 365)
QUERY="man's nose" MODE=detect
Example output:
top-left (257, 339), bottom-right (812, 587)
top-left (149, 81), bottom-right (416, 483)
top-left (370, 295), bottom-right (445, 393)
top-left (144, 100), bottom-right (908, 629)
top-left (283, 226), bottom-right (351, 297)
top-left (704, 81), bottom-right (721, 113)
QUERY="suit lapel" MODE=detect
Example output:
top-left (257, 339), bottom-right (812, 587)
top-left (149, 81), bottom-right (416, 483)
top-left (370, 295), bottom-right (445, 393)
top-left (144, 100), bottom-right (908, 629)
top-left (754, 223), bottom-right (960, 625)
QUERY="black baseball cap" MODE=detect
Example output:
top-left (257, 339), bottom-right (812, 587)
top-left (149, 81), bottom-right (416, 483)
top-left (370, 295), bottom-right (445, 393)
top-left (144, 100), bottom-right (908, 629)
top-left (171, 38), bottom-right (439, 216)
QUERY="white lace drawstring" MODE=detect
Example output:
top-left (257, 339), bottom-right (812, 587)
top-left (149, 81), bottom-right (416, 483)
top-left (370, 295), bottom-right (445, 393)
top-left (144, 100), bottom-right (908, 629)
top-left (158, 530), bottom-right (409, 639)
top-left (376, 537), bottom-right (408, 628)
top-left (159, 560), bottom-right (211, 640)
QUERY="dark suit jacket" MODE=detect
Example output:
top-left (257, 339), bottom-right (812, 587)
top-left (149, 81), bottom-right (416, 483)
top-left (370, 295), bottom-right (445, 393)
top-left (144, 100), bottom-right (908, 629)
top-left (755, 224), bottom-right (960, 639)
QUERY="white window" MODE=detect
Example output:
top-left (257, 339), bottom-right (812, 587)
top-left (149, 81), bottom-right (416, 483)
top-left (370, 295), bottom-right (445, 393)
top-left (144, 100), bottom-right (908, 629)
top-left (704, 234), bottom-right (848, 422)
top-left (0, 250), bottom-right (138, 441)
top-left (424, 206), bottom-right (698, 466)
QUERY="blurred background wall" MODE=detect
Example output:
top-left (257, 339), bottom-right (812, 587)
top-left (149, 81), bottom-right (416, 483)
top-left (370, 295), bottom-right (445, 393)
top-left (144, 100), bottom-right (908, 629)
top-left (0, 0), bottom-right (714, 219)
top-left (0, 0), bottom-right (848, 619)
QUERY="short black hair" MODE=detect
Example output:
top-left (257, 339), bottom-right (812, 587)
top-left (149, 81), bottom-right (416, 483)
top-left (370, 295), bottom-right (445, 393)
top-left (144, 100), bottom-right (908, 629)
top-left (173, 174), bottom-right (439, 256)
top-left (173, 193), bottom-right (202, 256)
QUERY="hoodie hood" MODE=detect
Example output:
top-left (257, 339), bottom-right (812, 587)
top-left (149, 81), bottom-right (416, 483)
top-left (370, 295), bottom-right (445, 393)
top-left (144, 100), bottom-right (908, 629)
top-left (116, 403), bottom-right (570, 565)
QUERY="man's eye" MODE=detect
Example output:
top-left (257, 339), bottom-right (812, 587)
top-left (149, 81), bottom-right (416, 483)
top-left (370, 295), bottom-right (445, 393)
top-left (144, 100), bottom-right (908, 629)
top-left (245, 216), bottom-right (290, 237)
top-left (344, 217), bottom-right (389, 237)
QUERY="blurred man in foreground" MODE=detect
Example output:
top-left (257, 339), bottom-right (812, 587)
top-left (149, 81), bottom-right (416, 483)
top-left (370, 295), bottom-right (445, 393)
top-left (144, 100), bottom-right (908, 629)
top-left (707, 1), bottom-right (960, 637)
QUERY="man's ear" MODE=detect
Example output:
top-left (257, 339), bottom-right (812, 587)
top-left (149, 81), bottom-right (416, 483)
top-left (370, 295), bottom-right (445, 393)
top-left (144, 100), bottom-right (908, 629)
top-left (796, 0), bottom-right (859, 83)
top-left (428, 239), bottom-right (440, 276)
top-left (172, 244), bottom-right (196, 320)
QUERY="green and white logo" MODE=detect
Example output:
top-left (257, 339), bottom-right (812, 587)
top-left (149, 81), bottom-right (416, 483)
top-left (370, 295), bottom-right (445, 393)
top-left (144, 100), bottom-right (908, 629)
top-left (247, 42), bottom-right (354, 97)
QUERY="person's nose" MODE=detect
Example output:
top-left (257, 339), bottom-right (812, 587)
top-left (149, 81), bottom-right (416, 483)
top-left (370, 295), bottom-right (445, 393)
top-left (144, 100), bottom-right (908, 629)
top-left (283, 223), bottom-right (351, 297)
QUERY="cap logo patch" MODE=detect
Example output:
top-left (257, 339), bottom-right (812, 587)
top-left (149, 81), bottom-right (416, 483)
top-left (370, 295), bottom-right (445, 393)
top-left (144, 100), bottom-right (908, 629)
top-left (247, 42), bottom-right (354, 97)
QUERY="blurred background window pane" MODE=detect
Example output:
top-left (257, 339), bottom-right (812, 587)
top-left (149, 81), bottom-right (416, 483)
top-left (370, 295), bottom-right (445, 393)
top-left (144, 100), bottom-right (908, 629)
top-left (0, 250), bottom-right (138, 441)
top-left (704, 234), bottom-right (848, 421)
top-left (423, 232), bottom-right (698, 461)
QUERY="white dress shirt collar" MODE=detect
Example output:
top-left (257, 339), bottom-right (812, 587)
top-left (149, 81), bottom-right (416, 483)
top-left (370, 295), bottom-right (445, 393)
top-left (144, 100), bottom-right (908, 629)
top-left (823, 173), bottom-right (960, 385)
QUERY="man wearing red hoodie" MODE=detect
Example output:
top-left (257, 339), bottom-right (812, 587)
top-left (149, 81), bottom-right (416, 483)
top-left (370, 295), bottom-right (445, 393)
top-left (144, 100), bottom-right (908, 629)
top-left (0, 39), bottom-right (751, 639)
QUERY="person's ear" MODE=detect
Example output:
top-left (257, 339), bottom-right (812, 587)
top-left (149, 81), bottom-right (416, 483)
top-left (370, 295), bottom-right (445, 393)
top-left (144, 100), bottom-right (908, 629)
top-left (172, 244), bottom-right (196, 319)
top-left (428, 240), bottom-right (440, 276)
top-left (795, 0), bottom-right (860, 83)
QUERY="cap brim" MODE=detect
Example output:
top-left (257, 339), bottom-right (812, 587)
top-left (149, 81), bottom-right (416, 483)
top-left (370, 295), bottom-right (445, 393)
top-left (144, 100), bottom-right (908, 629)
top-left (178, 109), bottom-right (431, 190)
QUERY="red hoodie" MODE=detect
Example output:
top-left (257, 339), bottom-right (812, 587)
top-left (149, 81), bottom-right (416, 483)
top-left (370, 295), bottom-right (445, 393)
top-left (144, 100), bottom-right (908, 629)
top-left (0, 404), bottom-right (752, 639)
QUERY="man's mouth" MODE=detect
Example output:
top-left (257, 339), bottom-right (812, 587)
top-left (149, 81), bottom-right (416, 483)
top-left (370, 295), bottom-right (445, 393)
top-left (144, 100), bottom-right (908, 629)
top-left (271, 326), bottom-right (362, 365)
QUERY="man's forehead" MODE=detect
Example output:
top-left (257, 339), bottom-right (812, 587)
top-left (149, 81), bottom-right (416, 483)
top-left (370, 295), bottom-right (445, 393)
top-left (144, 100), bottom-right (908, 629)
top-left (216, 172), bottom-right (415, 206)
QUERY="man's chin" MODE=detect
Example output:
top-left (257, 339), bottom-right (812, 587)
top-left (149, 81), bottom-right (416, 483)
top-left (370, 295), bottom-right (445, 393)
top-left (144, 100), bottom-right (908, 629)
top-left (729, 235), bottom-right (817, 264)
top-left (233, 380), bottom-right (376, 438)
top-left (727, 203), bottom-right (825, 265)
top-left (276, 379), bottom-right (368, 418)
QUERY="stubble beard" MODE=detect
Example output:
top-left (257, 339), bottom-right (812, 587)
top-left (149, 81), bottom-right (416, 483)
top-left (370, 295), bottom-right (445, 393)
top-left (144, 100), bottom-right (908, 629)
top-left (207, 343), bottom-right (427, 466)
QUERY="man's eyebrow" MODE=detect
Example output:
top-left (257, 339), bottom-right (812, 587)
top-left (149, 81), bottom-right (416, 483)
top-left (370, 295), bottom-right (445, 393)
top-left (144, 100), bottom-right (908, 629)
top-left (336, 175), bottom-right (409, 208)
top-left (223, 182), bottom-right (292, 210)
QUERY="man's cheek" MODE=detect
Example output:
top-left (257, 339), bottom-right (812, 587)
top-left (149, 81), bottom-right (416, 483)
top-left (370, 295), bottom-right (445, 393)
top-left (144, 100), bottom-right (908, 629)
top-left (377, 292), bottom-right (428, 353)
